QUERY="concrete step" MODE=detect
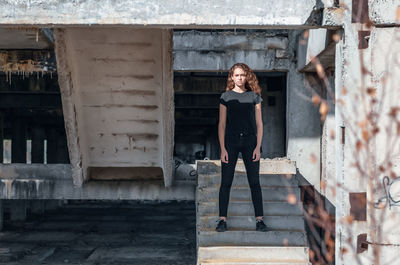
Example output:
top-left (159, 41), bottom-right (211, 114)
top-left (198, 216), bottom-right (305, 231)
top-left (198, 246), bottom-right (309, 265)
top-left (198, 173), bottom-right (298, 188)
top-left (198, 201), bottom-right (303, 216)
top-left (197, 187), bottom-right (300, 203)
top-left (197, 259), bottom-right (311, 265)
top-left (198, 230), bottom-right (307, 247)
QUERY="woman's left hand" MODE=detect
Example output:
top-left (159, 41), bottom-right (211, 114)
top-left (252, 147), bottom-right (261, 162)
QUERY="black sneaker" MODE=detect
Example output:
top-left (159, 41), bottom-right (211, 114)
top-left (216, 219), bottom-right (227, 232)
top-left (256, 219), bottom-right (271, 232)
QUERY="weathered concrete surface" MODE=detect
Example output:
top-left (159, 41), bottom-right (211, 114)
top-left (196, 159), bottom-right (296, 175)
top-left (0, 201), bottom-right (196, 265)
top-left (198, 246), bottom-right (309, 264)
top-left (287, 30), bottom-right (322, 190)
top-left (0, 164), bottom-right (195, 200)
top-left (0, 0), bottom-right (341, 27)
top-left (334, 1), bottom-right (400, 264)
top-left (196, 160), bottom-right (308, 263)
top-left (173, 30), bottom-right (290, 71)
top-left (54, 27), bottom-right (174, 187)
top-left (0, 28), bottom-right (52, 49)
top-left (370, 1), bottom-right (400, 25)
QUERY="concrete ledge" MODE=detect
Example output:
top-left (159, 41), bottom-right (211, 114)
top-left (196, 159), bottom-right (297, 175)
top-left (0, 164), bottom-right (195, 200)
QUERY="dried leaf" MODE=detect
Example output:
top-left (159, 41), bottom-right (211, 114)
top-left (341, 87), bottom-right (347, 95)
top-left (356, 140), bottom-right (363, 151)
top-left (341, 247), bottom-right (349, 255)
top-left (316, 63), bottom-right (325, 79)
top-left (330, 130), bottom-right (335, 140)
top-left (319, 102), bottom-right (328, 118)
top-left (310, 153), bottom-right (317, 163)
top-left (332, 33), bottom-right (340, 42)
top-left (362, 130), bottom-right (370, 141)
top-left (372, 127), bottom-right (380, 135)
top-left (379, 165), bottom-right (385, 172)
top-left (397, 122), bottom-right (400, 135)
top-left (283, 238), bottom-right (289, 246)
top-left (397, 6), bottom-right (400, 22)
top-left (303, 30), bottom-right (309, 39)
top-left (389, 107), bottom-right (400, 118)
top-left (358, 120), bottom-right (368, 129)
top-left (331, 187), bottom-right (336, 197)
top-left (287, 193), bottom-right (297, 204)
top-left (321, 180), bottom-right (327, 190)
top-left (345, 215), bottom-right (354, 224)
top-left (366, 87), bottom-right (376, 97)
top-left (366, 19), bottom-right (374, 29)
top-left (390, 171), bottom-right (397, 179)
top-left (309, 249), bottom-right (315, 260)
top-left (312, 94), bottom-right (321, 106)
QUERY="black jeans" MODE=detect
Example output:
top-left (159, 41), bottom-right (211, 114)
top-left (219, 133), bottom-right (263, 217)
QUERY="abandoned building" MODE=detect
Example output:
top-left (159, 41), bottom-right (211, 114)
top-left (0, 0), bottom-right (399, 264)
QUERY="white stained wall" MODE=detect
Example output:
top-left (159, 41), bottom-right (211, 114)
top-left (55, 28), bottom-right (173, 186)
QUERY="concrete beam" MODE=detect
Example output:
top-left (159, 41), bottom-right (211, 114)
top-left (173, 30), bottom-right (291, 71)
top-left (161, 29), bottom-right (175, 187)
top-left (0, 1), bottom-right (342, 28)
top-left (53, 29), bottom-right (86, 187)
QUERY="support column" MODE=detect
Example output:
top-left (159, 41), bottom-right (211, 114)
top-left (10, 200), bottom-right (27, 221)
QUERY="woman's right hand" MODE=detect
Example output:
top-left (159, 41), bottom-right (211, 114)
top-left (221, 149), bottom-right (229, 163)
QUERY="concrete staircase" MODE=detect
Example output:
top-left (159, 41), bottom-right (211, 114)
top-left (196, 160), bottom-right (310, 265)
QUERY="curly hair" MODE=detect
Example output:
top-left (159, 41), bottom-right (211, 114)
top-left (225, 63), bottom-right (262, 96)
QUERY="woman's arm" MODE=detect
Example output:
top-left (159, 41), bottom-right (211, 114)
top-left (218, 104), bottom-right (229, 163)
top-left (253, 103), bottom-right (263, 161)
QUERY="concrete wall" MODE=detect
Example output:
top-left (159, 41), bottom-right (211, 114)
top-left (287, 30), bottom-right (322, 190)
top-left (173, 30), bottom-right (290, 71)
top-left (0, 0), bottom-right (335, 27)
top-left (173, 30), bottom-right (322, 189)
top-left (54, 28), bottom-right (174, 187)
top-left (335, 1), bottom-right (400, 264)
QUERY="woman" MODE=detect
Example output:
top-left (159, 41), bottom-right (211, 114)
top-left (216, 63), bottom-right (269, 232)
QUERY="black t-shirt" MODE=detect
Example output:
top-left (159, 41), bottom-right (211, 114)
top-left (220, 90), bottom-right (263, 136)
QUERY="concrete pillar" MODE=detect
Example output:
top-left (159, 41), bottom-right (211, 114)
top-left (30, 200), bottom-right (45, 215)
top-left (0, 200), bottom-right (4, 231)
top-left (10, 200), bottom-right (27, 221)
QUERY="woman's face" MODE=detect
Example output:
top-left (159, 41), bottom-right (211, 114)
top-left (231, 67), bottom-right (247, 88)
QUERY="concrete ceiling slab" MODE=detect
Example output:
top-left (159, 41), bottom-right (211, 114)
top-left (0, 28), bottom-right (52, 49)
